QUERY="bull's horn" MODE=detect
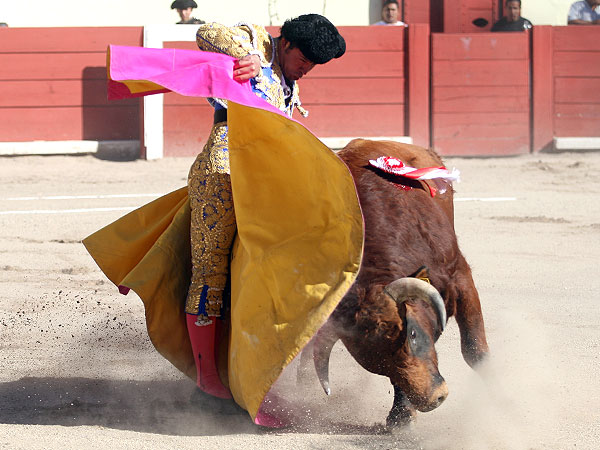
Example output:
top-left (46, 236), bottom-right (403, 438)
top-left (384, 278), bottom-right (447, 332)
top-left (313, 321), bottom-right (339, 396)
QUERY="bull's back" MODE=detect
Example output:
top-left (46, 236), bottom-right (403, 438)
top-left (337, 139), bottom-right (461, 296)
top-left (338, 139), bottom-right (454, 225)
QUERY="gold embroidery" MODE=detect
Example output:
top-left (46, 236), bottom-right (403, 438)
top-left (187, 23), bottom-right (307, 317)
top-left (186, 124), bottom-right (236, 316)
top-left (196, 23), bottom-right (303, 117)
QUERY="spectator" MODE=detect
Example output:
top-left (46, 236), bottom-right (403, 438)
top-left (568, 0), bottom-right (600, 24)
top-left (491, 0), bottom-right (532, 31)
top-left (373, 0), bottom-right (407, 26)
top-left (171, 0), bottom-right (205, 25)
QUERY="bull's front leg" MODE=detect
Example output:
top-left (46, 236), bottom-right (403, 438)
top-left (454, 258), bottom-right (489, 368)
top-left (386, 384), bottom-right (416, 428)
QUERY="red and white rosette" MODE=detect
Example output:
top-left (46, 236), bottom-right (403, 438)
top-left (368, 156), bottom-right (460, 195)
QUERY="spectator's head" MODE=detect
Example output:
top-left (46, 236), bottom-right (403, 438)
top-left (504, 0), bottom-right (522, 22)
top-left (171, 0), bottom-right (197, 22)
top-left (381, 0), bottom-right (400, 24)
top-left (278, 14), bottom-right (346, 80)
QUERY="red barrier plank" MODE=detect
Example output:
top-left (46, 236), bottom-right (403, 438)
top-left (163, 78), bottom-right (406, 105)
top-left (433, 136), bottom-right (530, 156)
top-left (433, 111), bottom-right (529, 139)
top-left (300, 104), bottom-right (406, 137)
top-left (0, 80), bottom-right (137, 107)
top-left (532, 25), bottom-right (553, 153)
top-left (553, 27), bottom-right (600, 52)
top-left (554, 52), bottom-right (600, 77)
top-left (406, 0), bottom-right (431, 23)
top-left (168, 26), bottom-right (406, 52)
top-left (164, 42), bottom-right (198, 51)
top-left (554, 104), bottom-right (600, 136)
top-left (161, 42), bottom-right (405, 79)
top-left (265, 26), bottom-right (407, 51)
top-left (555, 78), bottom-right (600, 104)
top-left (165, 104), bottom-right (406, 141)
top-left (162, 78), bottom-right (405, 106)
top-left (0, 106), bottom-right (139, 141)
top-left (163, 138), bottom-right (208, 158)
top-left (164, 105), bottom-right (220, 157)
top-left (432, 33), bottom-right (529, 60)
top-left (305, 51), bottom-right (405, 78)
top-left (299, 77), bottom-right (405, 105)
top-left (433, 86), bottom-right (529, 112)
top-left (164, 94), bottom-right (210, 106)
top-left (407, 23), bottom-right (430, 147)
top-left (0, 27), bottom-right (143, 53)
top-left (432, 59), bottom-right (529, 86)
top-left (164, 105), bottom-right (214, 132)
top-left (0, 53), bottom-right (107, 80)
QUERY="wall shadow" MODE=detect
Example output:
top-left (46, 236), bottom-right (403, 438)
top-left (81, 67), bottom-right (140, 142)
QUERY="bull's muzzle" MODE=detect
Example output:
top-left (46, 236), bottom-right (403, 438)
top-left (416, 380), bottom-right (448, 412)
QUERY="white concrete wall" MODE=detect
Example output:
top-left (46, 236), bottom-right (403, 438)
top-left (1, 0), bottom-right (378, 27)
top-left (521, 0), bottom-right (580, 26)
top-left (0, 0), bottom-right (585, 28)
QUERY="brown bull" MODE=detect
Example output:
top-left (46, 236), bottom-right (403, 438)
top-left (301, 139), bottom-right (489, 427)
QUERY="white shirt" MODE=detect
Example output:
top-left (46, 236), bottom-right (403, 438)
top-left (568, 1), bottom-right (600, 22)
top-left (373, 20), bottom-right (408, 27)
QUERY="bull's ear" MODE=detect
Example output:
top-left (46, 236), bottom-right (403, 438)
top-left (376, 319), bottom-right (401, 341)
top-left (409, 265), bottom-right (430, 281)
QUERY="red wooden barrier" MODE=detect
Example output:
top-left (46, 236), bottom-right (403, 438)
top-left (552, 27), bottom-right (600, 137)
top-left (532, 25), bottom-right (554, 153)
top-left (443, 0), bottom-right (501, 32)
top-left (431, 32), bottom-right (531, 156)
top-left (0, 27), bottom-right (143, 142)
top-left (407, 23), bottom-right (430, 147)
top-left (1, 25), bottom-right (598, 156)
top-left (300, 26), bottom-right (407, 138)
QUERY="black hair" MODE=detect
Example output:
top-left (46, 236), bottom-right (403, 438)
top-left (170, 0), bottom-right (197, 9)
top-left (280, 14), bottom-right (346, 65)
top-left (383, 0), bottom-right (400, 6)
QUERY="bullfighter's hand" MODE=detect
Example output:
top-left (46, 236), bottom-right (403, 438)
top-left (233, 54), bottom-right (261, 82)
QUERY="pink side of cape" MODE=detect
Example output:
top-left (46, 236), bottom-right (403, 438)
top-left (107, 44), bottom-right (287, 119)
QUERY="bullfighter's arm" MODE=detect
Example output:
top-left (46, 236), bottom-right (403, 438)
top-left (196, 22), bottom-right (272, 66)
top-left (196, 23), bottom-right (271, 83)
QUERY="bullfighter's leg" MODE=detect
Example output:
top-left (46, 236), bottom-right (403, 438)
top-left (186, 123), bottom-right (235, 399)
top-left (453, 258), bottom-right (489, 368)
top-left (387, 384), bottom-right (416, 427)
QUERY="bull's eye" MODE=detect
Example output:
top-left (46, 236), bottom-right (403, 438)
top-left (410, 329), bottom-right (417, 341)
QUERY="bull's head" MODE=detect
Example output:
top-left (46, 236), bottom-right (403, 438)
top-left (314, 272), bottom-right (448, 413)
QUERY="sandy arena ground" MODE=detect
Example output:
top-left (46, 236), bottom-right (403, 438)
top-left (0, 149), bottom-right (599, 449)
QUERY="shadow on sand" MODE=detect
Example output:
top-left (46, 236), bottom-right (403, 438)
top-left (0, 377), bottom-right (397, 437)
top-left (0, 377), bottom-right (254, 436)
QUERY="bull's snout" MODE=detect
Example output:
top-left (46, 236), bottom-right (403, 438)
top-left (417, 380), bottom-right (448, 412)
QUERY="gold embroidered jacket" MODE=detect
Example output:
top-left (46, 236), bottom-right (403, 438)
top-left (196, 22), bottom-right (307, 117)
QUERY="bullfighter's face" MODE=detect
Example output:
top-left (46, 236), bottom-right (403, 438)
top-left (278, 39), bottom-right (316, 81)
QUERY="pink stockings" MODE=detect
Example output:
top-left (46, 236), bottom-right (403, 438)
top-left (186, 314), bottom-right (232, 399)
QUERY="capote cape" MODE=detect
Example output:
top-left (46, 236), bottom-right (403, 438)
top-left (83, 45), bottom-right (364, 421)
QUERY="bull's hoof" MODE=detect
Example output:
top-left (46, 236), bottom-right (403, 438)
top-left (386, 407), bottom-right (416, 429)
